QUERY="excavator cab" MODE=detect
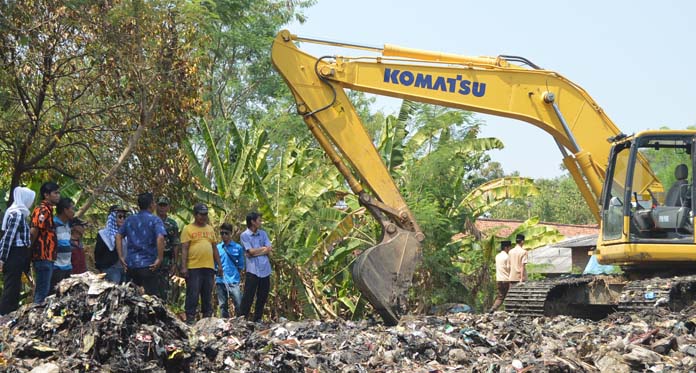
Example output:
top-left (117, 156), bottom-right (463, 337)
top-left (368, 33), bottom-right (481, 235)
top-left (597, 132), bottom-right (696, 268)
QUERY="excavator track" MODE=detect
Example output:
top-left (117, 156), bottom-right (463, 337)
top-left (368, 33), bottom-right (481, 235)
top-left (618, 275), bottom-right (696, 313)
top-left (505, 276), bottom-right (628, 319)
top-left (505, 275), bottom-right (696, 319)
top-left (505, 277), bottom-right (597, 318)
top-left (504, 280), bottom-right (562, 317)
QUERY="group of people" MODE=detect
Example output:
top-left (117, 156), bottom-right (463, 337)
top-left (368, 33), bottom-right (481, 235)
top-left (0, 183), bottom-right (274, 324)
top-left (0, 183), bottom-right (88, 315)
top-left (489, 233), bottom-right (528, 313)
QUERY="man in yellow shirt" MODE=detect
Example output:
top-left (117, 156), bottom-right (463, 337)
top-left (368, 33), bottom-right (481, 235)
top-left (180, 203), bottom-right (222, 324)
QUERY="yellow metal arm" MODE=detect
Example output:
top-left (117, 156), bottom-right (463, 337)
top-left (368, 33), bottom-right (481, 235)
top-left (273, 30), bottom-right (666, 222)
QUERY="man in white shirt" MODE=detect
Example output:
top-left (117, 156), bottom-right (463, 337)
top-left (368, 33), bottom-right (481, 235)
top-left (489, 240), bottom-right (511, 313)
top-left (508, 234), bottom-right (528, 283)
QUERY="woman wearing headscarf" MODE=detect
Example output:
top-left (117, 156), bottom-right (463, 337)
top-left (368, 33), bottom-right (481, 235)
top-left (0, 187), bottom-right (36, 315)
top-left (94, 205), bottom-right (128, 284)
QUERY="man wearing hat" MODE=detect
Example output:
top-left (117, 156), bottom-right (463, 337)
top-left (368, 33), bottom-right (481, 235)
top-left (489, 240), bottom-right (512, 313)
top-left (508, 234), bottom-right (528, 284)
top-left (156, 196), bottom-right (180, 301)
top-left (180, 203), bottom-right (223, 324)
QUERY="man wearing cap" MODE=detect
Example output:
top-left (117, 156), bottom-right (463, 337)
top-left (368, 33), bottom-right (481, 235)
top-left (156, 196), bottom-right (180, 301)
top-left (180, 203), bottom-right (223, 324)
top-left (489, 240), bottom-right (512, 313)
top-left (508, 234), bottom-right (528, 284)
top-left (215, 222), bottom-right (245, 318)
top-left (116, 192), bottom-right (166, 296)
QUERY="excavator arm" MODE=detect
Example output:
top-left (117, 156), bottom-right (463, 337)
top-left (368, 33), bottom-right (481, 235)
top-left (270, 30), bottom-right (660, 324)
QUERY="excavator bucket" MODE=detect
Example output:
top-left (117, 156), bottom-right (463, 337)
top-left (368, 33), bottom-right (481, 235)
top-left (351, 226), bottom-right (422, 325)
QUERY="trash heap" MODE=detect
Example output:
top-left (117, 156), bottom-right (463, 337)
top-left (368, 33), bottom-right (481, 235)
top-left (3, 274), bottom-right (696, 372)
top-left (188, 308), bottom-right (696, 372)
top-left (0, 273), bottom-right (191, 372)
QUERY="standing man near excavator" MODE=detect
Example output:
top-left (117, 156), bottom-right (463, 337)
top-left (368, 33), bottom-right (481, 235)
top-left (508, 234), bottom-right (527, 284)
top-left (489, 240), bottom-right (511, 313)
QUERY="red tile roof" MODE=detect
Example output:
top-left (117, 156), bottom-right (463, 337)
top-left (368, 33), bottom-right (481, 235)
top-left (474, 218), bottom-right (598, 238)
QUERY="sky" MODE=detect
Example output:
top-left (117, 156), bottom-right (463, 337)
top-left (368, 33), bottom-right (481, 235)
top-left (285, 0), bottom-right (696, 179)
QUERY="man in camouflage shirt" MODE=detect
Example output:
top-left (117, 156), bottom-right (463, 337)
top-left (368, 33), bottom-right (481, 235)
top-left (156, 196), bottom-right (180, 302)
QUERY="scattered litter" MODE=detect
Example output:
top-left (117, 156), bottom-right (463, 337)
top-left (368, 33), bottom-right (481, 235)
top-left (3, 273), bottom-right (696, 371)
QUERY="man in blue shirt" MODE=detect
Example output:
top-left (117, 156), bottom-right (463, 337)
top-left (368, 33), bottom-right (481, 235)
top-left (216, 223), bottom-right (245, 318)
top-left (238, 212), bottom-right (272, 322)
top-left (116, 192), bottom-right (166, 296)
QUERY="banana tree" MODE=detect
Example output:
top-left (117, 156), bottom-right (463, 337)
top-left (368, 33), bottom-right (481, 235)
top-left (252, 137), bottom-right (377, 320)
top-left (187, 115), bottom-right (378, 320)
top-left (450, 177), bottom-right (566, 309)
top-left (376, 100), bottom-right (558, 311)
top-left (184, 117), bottom-right (269, 225)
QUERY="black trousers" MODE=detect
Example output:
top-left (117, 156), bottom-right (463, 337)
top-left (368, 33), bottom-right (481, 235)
top-left (238, 272), bottom-right (270, 322)
top-left (0, 246), bottom-right (30, 315)
top-left (185, 268), bottom-right (215, 321)
top-left (128, 267), bottom-right (159, 296)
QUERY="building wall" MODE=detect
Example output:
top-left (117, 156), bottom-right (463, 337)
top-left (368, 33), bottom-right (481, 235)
top-left (571, 247), bottom-right (593, 273)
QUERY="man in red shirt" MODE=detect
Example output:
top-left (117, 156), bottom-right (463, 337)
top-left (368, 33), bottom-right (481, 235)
top-left (30, 181), bottom-right (60, 304)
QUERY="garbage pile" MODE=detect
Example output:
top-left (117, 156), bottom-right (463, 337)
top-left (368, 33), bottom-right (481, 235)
top-left (188, 308), bottom-right (696, 372)
top-left (3, 274), bottom-right (696, 372)
top-left (0, 273), bottom-right (191, 372)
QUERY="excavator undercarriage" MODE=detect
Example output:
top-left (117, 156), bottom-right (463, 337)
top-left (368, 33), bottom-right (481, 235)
top-left (505, 275), bottom-right (696, 319)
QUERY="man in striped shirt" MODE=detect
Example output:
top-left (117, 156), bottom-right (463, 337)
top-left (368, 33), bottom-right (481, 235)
top-left (0, 187), bottom-right (36, 315)
top-left (50, 197), bottom-right (75, 293)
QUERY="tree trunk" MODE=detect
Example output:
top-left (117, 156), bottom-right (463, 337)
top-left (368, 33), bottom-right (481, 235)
top-left (6, 165), bottom-right (24, 208)
top-left (75, 123), bottom-right (147, 217)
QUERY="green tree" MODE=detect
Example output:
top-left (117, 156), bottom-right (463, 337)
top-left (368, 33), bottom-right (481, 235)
top-left (487, 174), bottom-right (596, 224)
top-left (195, 0), bottom-right (313, 142)
top-left (0, 1), bottom-right (121, 202)
top-left (0, 0), bottom-right (206, 210)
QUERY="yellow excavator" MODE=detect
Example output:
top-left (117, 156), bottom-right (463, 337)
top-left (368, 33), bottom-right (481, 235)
top-left (271, 30), bottom-right (696, 324)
